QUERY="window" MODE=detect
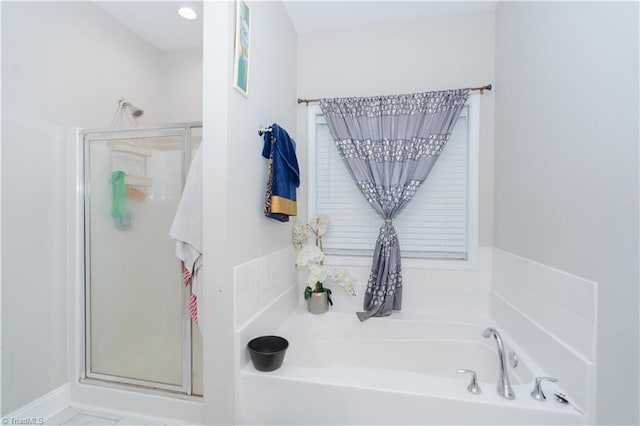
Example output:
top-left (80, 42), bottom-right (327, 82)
top-left (308, 96), bottom-right (479, 262)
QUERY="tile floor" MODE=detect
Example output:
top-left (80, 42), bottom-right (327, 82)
top-left (45, 407), bottom-right (170, 426)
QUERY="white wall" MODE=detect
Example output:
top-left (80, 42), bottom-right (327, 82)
top-left (295, 10), bottom-right (496, 318)
top-left (494, 2), bottom-right (639, 424)
top-left (0, 2), bottom-right (3, 415)
top-left (297, 10), bottom-right (495, 247)
top-left (1, 1), bottom-right (202, 415)
top-left (159, 47), bottom-right (203, 124)
top-left (202, 1), bottom-right (298, 423)
top-left (1, 2), bottom-right (163, 130)
top-left (1, 2), bottom-right (161, 415)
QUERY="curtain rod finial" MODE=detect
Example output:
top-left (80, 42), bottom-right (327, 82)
top-left (297, 97), bottom-right (316, 106)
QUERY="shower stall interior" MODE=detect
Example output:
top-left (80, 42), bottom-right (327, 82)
top-left (82, 123), bottom-right (203, 396)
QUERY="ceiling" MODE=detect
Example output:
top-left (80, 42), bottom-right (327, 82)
top-left (94, 1), bottom-right (497, 51)
top-left (94, 1), bottom-right (203, 51)
top-left (283, 1), bottom-right (498, 34)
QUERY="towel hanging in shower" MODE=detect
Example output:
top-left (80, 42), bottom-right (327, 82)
top-left (262, 123), bottom-right (300, 222)
top-left (170, 145), bottom-right (203, 326)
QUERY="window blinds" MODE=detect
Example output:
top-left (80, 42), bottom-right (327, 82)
top-left (314, 107), bottom-right (469, 259)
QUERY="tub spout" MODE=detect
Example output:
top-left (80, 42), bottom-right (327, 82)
top-left (481, 327), bottom-right (515, 400)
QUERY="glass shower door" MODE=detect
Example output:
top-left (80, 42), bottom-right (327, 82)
top-left (84, 125), bottom-right (199, 394)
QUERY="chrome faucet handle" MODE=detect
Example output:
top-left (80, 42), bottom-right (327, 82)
top-left (530, 377), bottom-right (558, 401)
top-left (458, 369), bottom-right (482, 394)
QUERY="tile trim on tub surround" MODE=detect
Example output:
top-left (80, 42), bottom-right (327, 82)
top-left (490, 248), bottom-right (597, 421)
top-left (234, 284), bottom-right (299, 422)
top-left (236, 284), bottom-right (299, 371)
top-left (323, 246), bottom-right (493, 289)
top-left (321, 282), bottom-right (492, 319)
top-left (291, 246), bottom-right (493, 318)
top-left (233, 246), bottom-right (297, 330)
top-left (492, 248), bottom-right (597, 361)
top-left (491, 292), bottom-right (595, 421)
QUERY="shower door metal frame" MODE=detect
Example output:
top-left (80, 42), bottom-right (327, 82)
top-left (81, 123), bottom-right (201, 395)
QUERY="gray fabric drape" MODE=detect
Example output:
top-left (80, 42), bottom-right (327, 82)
top-left (319, 89), bottom-right (470, 321)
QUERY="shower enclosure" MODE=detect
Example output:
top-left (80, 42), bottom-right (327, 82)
top-left (82, 123), bottom-right (202, 396)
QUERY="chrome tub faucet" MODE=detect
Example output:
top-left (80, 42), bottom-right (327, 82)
top-left (481, 327), bottom-right (515, 400)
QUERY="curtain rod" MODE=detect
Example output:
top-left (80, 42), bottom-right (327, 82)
top-left (297, 84), bottom-right (492, 106)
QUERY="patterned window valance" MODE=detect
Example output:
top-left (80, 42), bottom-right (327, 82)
top-left (319, 89), bottom-right (469, 117)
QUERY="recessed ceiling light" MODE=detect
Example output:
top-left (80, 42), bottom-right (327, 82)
top-left (178, 6), bottom-right (197, 20)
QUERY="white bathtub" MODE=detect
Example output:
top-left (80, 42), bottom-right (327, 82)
top-left (238, 309), bottom-right (583, 425)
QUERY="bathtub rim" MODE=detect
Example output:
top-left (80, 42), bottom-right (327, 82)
top-left (240, 308), bottom-right (581, 414)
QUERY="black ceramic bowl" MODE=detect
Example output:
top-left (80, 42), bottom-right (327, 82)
top-left (247, 335), bottom-right (289, 372)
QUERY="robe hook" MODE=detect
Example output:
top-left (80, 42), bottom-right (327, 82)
top-left (258, 125), bottom-right (273, 137)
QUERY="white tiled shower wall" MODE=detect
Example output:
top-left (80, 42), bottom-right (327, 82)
top-left (233, 246), bottom-right (298, 330)
top-left (491, 248), bottom-right (597, 420)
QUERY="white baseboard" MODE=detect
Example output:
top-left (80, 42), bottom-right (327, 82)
top-left (71, 381), bottom-right (204, 424)
top-left (1, 384), bottom-right (71, 423)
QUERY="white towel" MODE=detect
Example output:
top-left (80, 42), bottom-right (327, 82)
top-left (170, 144), bottom-right (203, 328)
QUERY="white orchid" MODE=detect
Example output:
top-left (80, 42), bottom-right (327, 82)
top-left (295, 244), bottom-right (324, 268)
top-left (309, 215), bottom-right (330, 237)
top-left (340, 274), bottom-right (357, 296)
top-left (328, 268), bottom-right (356, 296)
top-left (292, 219), bottom-right (309, 250)
top-left (292, 215), bottom-right (356, 301)
top-left (306, 263), bottom-right (328, 288)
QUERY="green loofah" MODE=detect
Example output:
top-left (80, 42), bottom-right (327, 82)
top-left (110, 170), bottom-right (128, 219)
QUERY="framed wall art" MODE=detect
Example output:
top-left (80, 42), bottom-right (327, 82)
top-left (233, 0), bottom-right (251, 97)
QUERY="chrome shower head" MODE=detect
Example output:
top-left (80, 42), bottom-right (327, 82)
top-left (119, 99), bottom-right (144, 118)
top-left (125, 103), bottom-right (144, 117)
top-left (481, 327), bottom-right (496, 338)
top-left (128, 105), bottom-right (144, 117)
top-left (111, 98), bottom-right (144, 128)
